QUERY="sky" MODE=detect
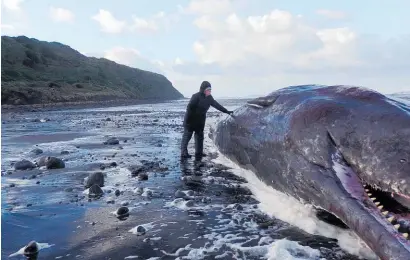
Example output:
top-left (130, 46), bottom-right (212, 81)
top-left (1, 0), bottom-right (410, 98)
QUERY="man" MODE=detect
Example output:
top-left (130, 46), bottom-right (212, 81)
top-left (181, 81), bottom-right (233, 160)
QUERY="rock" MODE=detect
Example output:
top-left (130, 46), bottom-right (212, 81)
top-left (121, 201), bottom-right (129, 206)
top-left (135, 226), bottom-right (146, 236)
top-left (233, 203), bottom-right (243, 211)
top-left (85, 172), bottom-right (104, 188)
top-left (37, 156), bottom-right (65, 169)
top-left (138, 173), bottom-right (148, 181)
top-left (110, 162), bottom-right (117, 167)
top-left (23, 241), bottom-right (39, 257)
top-left (175, 190), bottom-right (186, 199)
top-left (9, 183), bottom-right (16, 188)
top-left (36, 181), bottom-right (40, 184)
top-left (29, 174), bottom-right (37, 179)
top-left (103, 137), bottom-right (119, 145)
top-left (106, 198), bottom-right (115, 204)
top-left (88, 184), bottom-right (103, 197)
top-left (65, 187), bottom-right (73, 192)
top-left (201, 197), bottom-right (211, 203)
top-left (61, 151), bottom-right (70, 155)
top-left (186, 190), bottom-right (194, 196)
top-left (116, 206), bottom-right (129, 217)
top-left (105, 118), bottom-right (112, 121)
top-left (14, 160), bottom-right (36, 170)
top-left (185, 200), bottom-right (194, 207)
top-left (30, 148), bottom-right (43, 155)
top-left (115, 190), bottom-right (121, 196)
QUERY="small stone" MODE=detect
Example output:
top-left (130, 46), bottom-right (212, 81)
top-left (175, 190), bottom-right (186, 199)
top-left (14, 160), bottom-right (36, 171)
top-left (36, 181), bottom-right (40, 184)
top-left (135, 226), bottom-right (146, 236)
top-left (121, 201), bottom-right (129, 206)
top-left (185, 200), bottom-right (194, 207)
top-left (91, 222), bottom-right (96, 226)
top-left (30, 148), bottom-right (43, 155)
top-left (103, 137), bottom-right (119, 145)
top-left (61, 151), bottom-right (70, 155)
top-left (9, 183), bottom-right (16, 188)
top-left (27, 203), bottom-right (33, 207)
top-left (115, 190), bottom-right (121, 196)
top-left (138, 173), bottom-right (148, 181)
top-left (116, 206), bottom-right (129, 217)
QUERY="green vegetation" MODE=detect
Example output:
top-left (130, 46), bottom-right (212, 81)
top-left (1, 35), bottom-right (183, 105)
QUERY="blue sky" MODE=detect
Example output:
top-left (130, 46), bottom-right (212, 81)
top-left (2, 0), bottom-right (410, 97)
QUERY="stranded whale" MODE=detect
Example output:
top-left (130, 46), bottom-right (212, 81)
top-left (211, 85), bottom-right (410, 260)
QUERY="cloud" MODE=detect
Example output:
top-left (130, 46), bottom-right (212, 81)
top-left (92, 9), bottom-right (127, 34)
top-left (169, 7), bottom-right (410, 97)
top-left (316, 9), bottom-right (347, 20)
top-left (2, 0), bottom-right (24, 11)
top-left (130, 15), bottom-right (158, 33)
top-left (183, 0), bottom-right (233, 15)
top-left (103, 46), bottom-right (164, 74)
top-left (49, 7), bottom-right (74, 23)
top-left (1, 24), bottom-right (15, 31)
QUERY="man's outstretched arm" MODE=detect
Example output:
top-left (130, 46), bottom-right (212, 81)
top-left (210, 96), bottom-right (232, 114)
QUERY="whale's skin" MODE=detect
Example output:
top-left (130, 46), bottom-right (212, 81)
top-left (211, 85), bottom-right (410, 260)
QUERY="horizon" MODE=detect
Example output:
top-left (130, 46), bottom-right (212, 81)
top-left (1, 0), bottom-right (410, 98)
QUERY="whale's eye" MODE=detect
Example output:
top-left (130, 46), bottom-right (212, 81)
top-left (400, 159), bottom-right (407, 163)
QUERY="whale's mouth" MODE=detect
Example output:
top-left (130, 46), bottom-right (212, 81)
top-left (363, 183), bottom-right (410, 239)
top-left (331, 151), bottom-right (410, 247)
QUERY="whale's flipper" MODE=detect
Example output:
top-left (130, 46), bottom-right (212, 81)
top-left (247, 95), bottom-right (280, 108)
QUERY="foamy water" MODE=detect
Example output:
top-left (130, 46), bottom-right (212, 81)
top-left (208, 142), bottom-right (378, 260)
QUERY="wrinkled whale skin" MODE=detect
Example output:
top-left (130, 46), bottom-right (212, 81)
top-left (211, 85), bottom-right (410, 260)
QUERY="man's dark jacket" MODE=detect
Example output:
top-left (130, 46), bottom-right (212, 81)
top-left (183, 92), bottom-right (229, 131)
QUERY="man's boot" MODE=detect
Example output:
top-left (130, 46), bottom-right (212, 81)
top-left (181, 128), bottom-right (193, 159)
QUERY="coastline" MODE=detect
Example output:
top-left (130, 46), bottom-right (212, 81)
top-left (1, 97), bottom-right (187, 113)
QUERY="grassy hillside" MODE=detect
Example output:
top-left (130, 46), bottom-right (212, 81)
top-left (1, 36), bottom-right (183, 105)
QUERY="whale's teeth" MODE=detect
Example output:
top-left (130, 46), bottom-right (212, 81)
top-left (394, 224), bottom-right (400, 229)
top-left (371, 197), bottom-right (377, 201)
top-left (388, 216), bottom-right (395, 222)
top-left (367, 193), bottom-right (372, 196)
top-left (375, 202), bottom-right (380, 206)
top-left (382, 211), bottom-right (389, 216)
top-left (378, 205), bottom-right (383, 210)
top-left (403, 233), bottom-right (409, 238)
top-left (365, 189), bottom-right (369, 192)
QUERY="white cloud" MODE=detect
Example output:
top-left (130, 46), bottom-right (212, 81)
top-left (92, 9), bottom-right (126, 34)
top-left (183, 0), bottom-right (233, 15)
top-left (316, 9), bottom-right (347, 20)
top-left (1, 24), bottom-right (15, 31)
top-left (103, 46), bottom-right (164, 74)
top-left (49, 7), bottom-right (74, 23)
top-left (130, 15), bottom-right (158, 33)
top-left (2, 0), bottom-right (24, 11)
top-left (169, 7), bottom-right (410, 97)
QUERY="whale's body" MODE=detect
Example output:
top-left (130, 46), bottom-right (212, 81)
top-left (211, 85), bottom-right (410, 260)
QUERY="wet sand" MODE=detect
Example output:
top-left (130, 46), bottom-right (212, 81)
top-left (2, 100), bottom-right (366, 259)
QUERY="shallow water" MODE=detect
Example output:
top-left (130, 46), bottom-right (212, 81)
top-left (1, 98), bottom-right (380, 259)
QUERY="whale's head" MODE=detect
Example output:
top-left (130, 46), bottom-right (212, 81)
top-left (211, 85), bottom-right (410, 260)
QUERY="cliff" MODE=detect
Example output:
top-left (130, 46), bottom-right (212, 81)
top-left (1, 36), bottom-right (183, 105)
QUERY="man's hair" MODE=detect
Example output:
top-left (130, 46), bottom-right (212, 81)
top-left (199, 81), bottom-right (211, 92)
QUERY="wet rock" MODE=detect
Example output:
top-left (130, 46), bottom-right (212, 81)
top-left (175, 190), bottom-right (186, 198)
top-left (110, 162), bottom-right (117, 167)
top-left (36, 181), bottom-right (40, 184)
top-left (233, 203), bottom-right (243, 211)
top-left (185, 190), bottom-right (194, 196)
top-left (138, 173), bottom-right (148, 181)
top-left (27, 203), bottom-right (32, 207)
top-left (116, 206), bottom-right (129, 217)
top-left (23, 241), bottom-right (39, 257)
top-left (121, 201), bottom-right (129, 206)
top-left (29, 174), bottom-right (37, 179)
top-left (9, 183), bottom-right (16, 188)
top-left (61, 151), bottom-right (70, 155)
top-left (135, 226), bottom-right (146, 236)
top-left (85, 172), bottom-right (104, 188)
top-left (106, 198), bottom-right (115, 204)
top-left (115, 190), bottom-right (121, 196)
top-left (103, 137), bottom-right (119, 145)
top-left (14, 160), bottom-right (36, 170)
top-left (201, 197), bottom-right (211, 203)
top-left (105, 118), bottom-right (112, 121)
top-left (30, 148), bottom-right (43, 156)
top-left (37, 156), bottom-right (65, 169)
top-left (88, 184), bottom-right (103, 197)
top-left (185, 200), bottom-right (194, 207)
top-left (65, 187), bottom-right (74, 192)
